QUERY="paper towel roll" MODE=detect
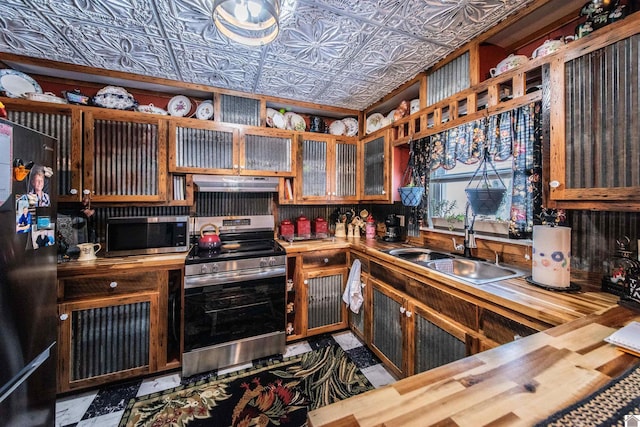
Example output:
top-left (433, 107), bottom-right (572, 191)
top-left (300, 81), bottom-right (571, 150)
top-left (532, 225), bottom-right (571, 287)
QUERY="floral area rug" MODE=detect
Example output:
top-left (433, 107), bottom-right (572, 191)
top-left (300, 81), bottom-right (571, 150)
top-left (119, 345), bottom-right (373, 427)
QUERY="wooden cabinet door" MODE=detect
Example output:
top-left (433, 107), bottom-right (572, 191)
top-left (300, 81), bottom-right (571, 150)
top-left (303, 266), bottom-right (348, 336)
top-left (168, 120), bottom-right (238, 174)
top-left (369, 278), bottom-right (406, 378)
top-left (57, 291), bottom-right (159, 392)
top-left (83, 110), bottom-right (167, 202)
top-left (409, 302), bottom-right (467, 376)
top-left (549, 30), bottom-right (640, 209)
top-left (360, 131), bottom-right (391, 202)
top-left (4, 99), bottom-right (83, 202)
top-left (240, 128), bottom-right (296, 176)
top-left (331, 138), bottom-right (359, 202)
top-left (297, 135), bottom-right (331, 203)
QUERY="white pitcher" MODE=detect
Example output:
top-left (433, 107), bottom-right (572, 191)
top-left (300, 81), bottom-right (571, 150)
top-left (77, 243), bottom-right (101, 261)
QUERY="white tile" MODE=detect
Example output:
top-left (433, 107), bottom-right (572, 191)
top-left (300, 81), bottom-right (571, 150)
top-left (332, 330), bottom-right (364, 351)
top-left (76, 410), bottom-right (124, 427)
top-left (137, 373), bottom-right (182, 397)
top-left (217, 361), bottom-right (253, 376)
top-left (283, 341), bottom-right (312, 358)
top-left (55, 390), bottom-right (97, 427)
top-left (361, 364), bottom-right (397, 388)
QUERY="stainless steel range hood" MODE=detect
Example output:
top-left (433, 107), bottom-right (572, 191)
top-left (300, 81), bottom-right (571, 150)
top-left (193, 175), bottom-right (280, 192)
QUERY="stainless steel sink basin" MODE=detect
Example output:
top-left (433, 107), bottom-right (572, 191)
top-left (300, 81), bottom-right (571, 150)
top-left (424, 258), bottom-right (524, 285)
top-left (386, 248), bottom-right (453, 263)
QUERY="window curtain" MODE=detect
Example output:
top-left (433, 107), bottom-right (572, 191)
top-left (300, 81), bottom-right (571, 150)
top-left (412, 101), bottom-right (542, 239)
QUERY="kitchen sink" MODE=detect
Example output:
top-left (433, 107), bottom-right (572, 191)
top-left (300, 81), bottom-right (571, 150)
top-left (385, 248), bottom-right (453, 263)
top-left (424, 258), bottom-right (524, 285)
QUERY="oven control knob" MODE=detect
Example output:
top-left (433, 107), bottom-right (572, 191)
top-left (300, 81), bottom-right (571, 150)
top-left (211, 264), bottom-right (219, 273)
top-left (200, 265), bottom-right (208, 274)
top-left (260, 258), bottom-right (268, 268)
top-left (268, 257), bottom-right (277, 266)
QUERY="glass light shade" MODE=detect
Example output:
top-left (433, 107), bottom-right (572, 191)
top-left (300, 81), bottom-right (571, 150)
top-left (213, 0), bottom-right (280, 46)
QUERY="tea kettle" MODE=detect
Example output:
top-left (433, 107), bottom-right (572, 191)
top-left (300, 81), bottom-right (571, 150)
top-left (198, 223), bottom-right (221, 250)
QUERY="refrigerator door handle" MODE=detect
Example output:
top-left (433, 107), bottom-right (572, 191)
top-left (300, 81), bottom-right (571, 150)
top-left (0, 342), bottom-right (55, 404)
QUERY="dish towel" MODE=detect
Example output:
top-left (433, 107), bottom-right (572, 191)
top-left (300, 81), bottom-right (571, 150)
top-left (342, 259), bottom-right (363, 314)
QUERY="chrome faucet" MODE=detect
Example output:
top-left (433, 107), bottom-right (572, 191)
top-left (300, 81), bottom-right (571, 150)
top-left (463, 202), bottom-right (477, 258)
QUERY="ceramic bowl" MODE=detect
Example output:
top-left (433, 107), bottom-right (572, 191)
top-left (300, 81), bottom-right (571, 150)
top-left (532, 37), bottom-right (573, 59)
top-left (490, 54), bottom-right (529, 77)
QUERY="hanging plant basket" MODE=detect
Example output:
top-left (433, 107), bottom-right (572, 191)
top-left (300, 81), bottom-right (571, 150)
top-left (465, 149), bottom-right (507, 216)
top-left (399, 186), bottom-right (424, 207)
top-left (398, 137), bottom-right (425, 207)
top-left (465, 187), bottom-right (507, 215)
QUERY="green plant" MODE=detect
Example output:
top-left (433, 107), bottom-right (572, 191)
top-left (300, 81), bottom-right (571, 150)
top-left (431, 199), bottom-right (464, 230)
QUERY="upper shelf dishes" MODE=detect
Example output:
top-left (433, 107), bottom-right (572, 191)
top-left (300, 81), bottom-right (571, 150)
top-left (0, 69), bottom-right (42, 98)
top-left (92, 86), bottom-right (137, 110)
top-left (195, 100), bottom-right (213, 120)
top-left (167, 95), bottom-right (192, 117)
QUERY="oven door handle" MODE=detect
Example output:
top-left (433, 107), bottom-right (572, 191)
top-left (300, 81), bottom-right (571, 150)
top-left (184, 266), bottom-right (286, 289)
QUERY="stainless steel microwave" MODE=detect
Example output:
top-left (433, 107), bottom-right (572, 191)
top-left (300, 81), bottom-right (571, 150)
top-left (106, 216), bottom-right (189, 257)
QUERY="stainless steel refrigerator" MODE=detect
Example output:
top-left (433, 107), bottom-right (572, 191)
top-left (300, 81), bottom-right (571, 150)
top-left (0, 118), bottom-right (57, 426)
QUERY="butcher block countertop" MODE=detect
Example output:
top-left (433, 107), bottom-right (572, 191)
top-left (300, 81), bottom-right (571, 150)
top-left (308, 304), bottom-right (640, 427)
top-left (284, 237), bottom-right (619, 328)
top-left (57, 252), bottom-right (188, 278)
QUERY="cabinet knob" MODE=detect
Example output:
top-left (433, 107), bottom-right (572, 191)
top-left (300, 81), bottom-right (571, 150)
top-left (549, 180), bottom-right (560, 189)
top-left (323, 258), bottom-right (329, 264)
top-left (405, 310), bottom-right (413, 318)
top-left (109, 281), bottom-right (118, 288)
top-left (381, 190), bottom-right (386, 195)
top-left (83, 189), bottom-right (91, 195)
top-left (361, 281), bottom-right (366, 287)
top-left (399, 306), bottom-right (406, 314)
top-left (69, 188), bottom-right (78, 195)
top-left (59, 313), bottom-right (69, 321)
top-left (303, 279), bottom-right (308, 285)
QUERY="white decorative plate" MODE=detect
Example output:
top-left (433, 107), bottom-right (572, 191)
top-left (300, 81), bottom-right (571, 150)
top-left (329, 120), bottom-right (346, 136)
top-left (288, 113), bottom-right (306, 131)
top-left (266, 108), bottom-right (278, 127)
top-left (271, 110), bottom-right (286, 129)
top-left (342, 117), bottom-right (358, 136)
top-left (0, 69), bottom-right (42, 98)
top-left (167, 95), bottom-right (192, 117)
top-left (410, 99), bottom-right (420, 114)
top-left (195, 100), bottom-right (213, 120)
top-left (386, 109), bottom-right (396, 123)
top-left (366, 113), bottom-right (384, 134)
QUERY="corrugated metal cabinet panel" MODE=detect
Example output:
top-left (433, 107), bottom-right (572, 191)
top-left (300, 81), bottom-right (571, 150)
top-left (550, 25), bottom-right (640, 209)
top-left (360, 130), bottom-right (391, 202)
top-left (83, 110), bottom-right (168, 202)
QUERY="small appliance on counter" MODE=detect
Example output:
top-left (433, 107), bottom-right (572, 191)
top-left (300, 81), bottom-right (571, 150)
top-left (383, 214), bottom-right (404, 242)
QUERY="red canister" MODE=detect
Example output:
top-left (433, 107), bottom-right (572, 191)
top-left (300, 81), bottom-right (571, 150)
top-left (313, 217), bottom-right (328, 236)
top-left (279, 219), bottom-right (294, 239)
top-left (296, 216), bottom-right (311, 238)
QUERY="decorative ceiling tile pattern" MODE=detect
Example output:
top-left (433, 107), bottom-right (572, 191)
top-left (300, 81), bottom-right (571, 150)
top-left (0, 0), bottom-right (535, 110)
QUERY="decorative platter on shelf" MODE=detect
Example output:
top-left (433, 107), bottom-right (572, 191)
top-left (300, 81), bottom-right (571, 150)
top-left (329, 120), bottom-right (346, 136)
top-left (167, 95), bottom-right (192, 117)
top-left (0, 69), bottom-right (42, 98)
top-left (136, 104), bottom-right (168, 115)
top-left (195, 100), bottom-right (213, 120)
top-left (266, 108), bottom-right (286, 129)
top-left (366, 113), bottom-right (384, 134)
top-left (342, 117), bottom-right (358, 136)
top-left (284, 112), bottom-right (306, 131)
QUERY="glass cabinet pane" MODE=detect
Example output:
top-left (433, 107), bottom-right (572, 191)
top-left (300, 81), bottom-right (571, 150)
top-left (301, 138), bottom-right (328, 197)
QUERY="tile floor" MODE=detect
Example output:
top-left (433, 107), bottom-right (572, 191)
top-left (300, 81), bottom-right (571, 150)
top-left (55, 331), bottom-right (397, 426)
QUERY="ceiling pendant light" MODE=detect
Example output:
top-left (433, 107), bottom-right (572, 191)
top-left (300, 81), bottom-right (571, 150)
top-left (213, 0), bottom-right (280, 46)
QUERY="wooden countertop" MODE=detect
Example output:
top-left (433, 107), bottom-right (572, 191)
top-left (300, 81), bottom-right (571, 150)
top-left (285, 237), bottom-right (619, 328)
top-left (308, 304), bottom-right (640, 427)
top-left (57, 252), bottom-right (188, 277)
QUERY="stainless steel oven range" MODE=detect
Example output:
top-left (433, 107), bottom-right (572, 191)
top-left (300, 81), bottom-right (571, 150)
top-left (182, 215), bottom-right (286, 377)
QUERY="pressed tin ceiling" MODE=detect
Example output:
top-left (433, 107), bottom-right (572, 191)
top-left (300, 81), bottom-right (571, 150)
top-left (0, 0), bottom-right (539, 110)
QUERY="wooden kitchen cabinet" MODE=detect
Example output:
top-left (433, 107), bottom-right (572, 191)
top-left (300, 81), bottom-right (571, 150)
top-left (2, 98), bottom-right (83, 202)
top-left (296, 134), bottom-right (359, 203)
top-left (370, 278), bottom-right (406, 377)
top-left (83, 109), bottom-right (168, 202)
top-left (168, 120), bottom-right (296, 177)
top-left (347, 252), bottom-right (369, 342)
top-left (287, 250), bottom-right (349, 340)
top-left (548, 18), bottom-right (640, 210)
top-left (360, 130), bottom-right (392, 202)
top-left (57, 267), bottom-right (181, 392)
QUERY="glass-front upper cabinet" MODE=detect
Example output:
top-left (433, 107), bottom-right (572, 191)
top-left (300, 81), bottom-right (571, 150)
top-left (360, 130), bottom-right (391, 202)
top-left (549, 27), bottom-right (640, 210)
top-left (296, 134), bottom-right (358, 204)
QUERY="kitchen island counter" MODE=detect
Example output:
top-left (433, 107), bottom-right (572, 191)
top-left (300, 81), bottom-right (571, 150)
top-left (308, 304), bottom-right (640, 426)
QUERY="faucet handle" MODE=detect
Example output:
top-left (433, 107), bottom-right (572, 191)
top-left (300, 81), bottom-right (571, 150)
top-left (452, 237), bottom-right (464, 252)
